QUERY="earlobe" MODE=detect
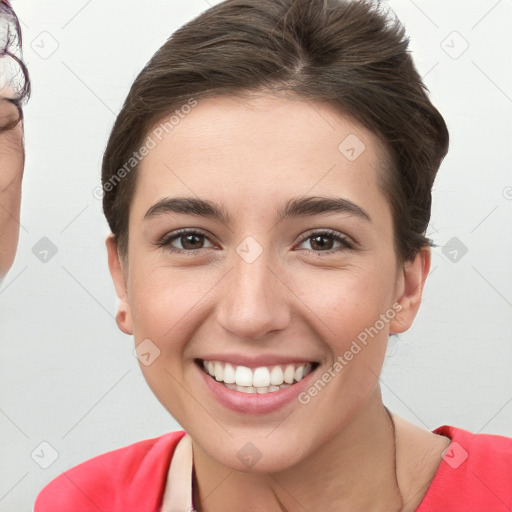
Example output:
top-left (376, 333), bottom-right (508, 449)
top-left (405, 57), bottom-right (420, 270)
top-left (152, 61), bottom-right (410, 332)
top-left (390, 247), bottom-right (431, 334)
top-left (115, 309), bottom-right (132, 335)
top-left (105, 234), bottom-right (133, 335)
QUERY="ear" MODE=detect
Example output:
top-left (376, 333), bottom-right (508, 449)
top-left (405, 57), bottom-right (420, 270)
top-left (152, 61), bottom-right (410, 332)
top-left (106, 234), bottom-right (133, 335)
top-left (390, 246), bottom-right (431, 334)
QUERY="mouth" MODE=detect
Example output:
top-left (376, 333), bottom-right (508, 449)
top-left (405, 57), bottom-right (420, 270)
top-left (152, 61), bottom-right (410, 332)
top-left (197, 359), bottom-right (319, 395)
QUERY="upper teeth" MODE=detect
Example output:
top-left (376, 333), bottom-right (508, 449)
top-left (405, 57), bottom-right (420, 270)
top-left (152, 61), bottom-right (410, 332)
top-left (203, 360), bottom-right (312, 388)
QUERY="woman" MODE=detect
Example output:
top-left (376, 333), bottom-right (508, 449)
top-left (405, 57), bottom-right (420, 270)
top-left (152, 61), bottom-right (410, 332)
top-left (35, 0), bottom-right (512, 510)
top-left (0, 0), bottom-right (29, 280)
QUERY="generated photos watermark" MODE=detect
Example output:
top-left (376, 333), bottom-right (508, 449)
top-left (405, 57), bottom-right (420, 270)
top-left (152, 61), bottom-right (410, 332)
top-left (298, 302), bottom-right (402, 405)
top-left (93, 97), bottom-right (198, 200)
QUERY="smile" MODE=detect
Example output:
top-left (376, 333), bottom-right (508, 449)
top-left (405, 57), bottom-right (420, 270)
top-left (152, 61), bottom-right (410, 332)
top-left (200, 359), bottom-right (315, 394)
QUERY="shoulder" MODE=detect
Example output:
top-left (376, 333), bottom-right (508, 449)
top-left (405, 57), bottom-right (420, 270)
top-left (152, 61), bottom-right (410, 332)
top-left (34, 430), bottom-right (186, 512)
top-left (417, 425), bottom-right (512, 512)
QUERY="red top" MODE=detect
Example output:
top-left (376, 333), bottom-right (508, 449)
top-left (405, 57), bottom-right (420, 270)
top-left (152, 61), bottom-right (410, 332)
top-left (34, 426), bottom-right (512, 512)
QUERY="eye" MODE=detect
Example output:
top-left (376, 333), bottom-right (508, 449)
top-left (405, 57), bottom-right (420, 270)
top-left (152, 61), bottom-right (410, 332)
top-left (156, 229), bottom-right (216, 253)
top-left (155, 228), bottom-right (353, 255)
top-left (296, 230), bottom-right (354, 254)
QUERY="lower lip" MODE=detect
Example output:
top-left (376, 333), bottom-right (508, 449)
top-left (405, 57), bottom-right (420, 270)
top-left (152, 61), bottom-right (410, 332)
top-left (198, 363), bottom-right (317, 415)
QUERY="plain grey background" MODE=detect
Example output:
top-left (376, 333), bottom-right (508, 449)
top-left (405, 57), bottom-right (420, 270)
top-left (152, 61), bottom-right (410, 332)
top-left (1, 1), bottom-right (511, 510)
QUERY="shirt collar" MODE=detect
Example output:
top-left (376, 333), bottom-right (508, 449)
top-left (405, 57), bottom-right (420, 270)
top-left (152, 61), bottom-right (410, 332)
top-left (161, 433), bottom-right (195, 511)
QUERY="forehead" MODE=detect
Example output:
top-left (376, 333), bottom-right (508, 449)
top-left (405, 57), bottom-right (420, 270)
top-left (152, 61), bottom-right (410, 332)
top-left (146, 93), bottom-right (382, 158)
top-left (133, 93), bottom-right (391, 224)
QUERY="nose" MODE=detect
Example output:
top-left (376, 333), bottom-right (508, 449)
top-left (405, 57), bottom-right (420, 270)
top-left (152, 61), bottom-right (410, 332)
top-left (215, 250), bottom-right (292, 341)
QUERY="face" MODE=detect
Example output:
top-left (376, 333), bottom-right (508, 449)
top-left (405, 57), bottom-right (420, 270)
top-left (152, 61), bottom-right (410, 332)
top-left (0, 86), bottom-right (24, 278)
top-left (107, 93), bottom-right (429, 472)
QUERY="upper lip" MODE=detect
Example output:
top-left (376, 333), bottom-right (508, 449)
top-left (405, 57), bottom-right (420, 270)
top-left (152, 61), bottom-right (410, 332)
top-left (197, 354), bottom-right (318, 368)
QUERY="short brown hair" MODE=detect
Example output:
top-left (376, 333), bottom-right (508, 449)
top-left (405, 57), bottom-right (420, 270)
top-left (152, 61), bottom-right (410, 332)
top-left (102, 0), bottom-right (449, 262)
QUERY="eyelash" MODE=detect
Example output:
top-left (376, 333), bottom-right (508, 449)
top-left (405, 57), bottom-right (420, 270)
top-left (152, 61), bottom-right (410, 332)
top-left (155, 228), bottom-right (355, 256)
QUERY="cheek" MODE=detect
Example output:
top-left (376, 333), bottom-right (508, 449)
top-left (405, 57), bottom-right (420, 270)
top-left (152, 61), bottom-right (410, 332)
top-left (128, 265), bottom-right (208, 420)
top-left (128, 262), bottom-right (216, 341)
top-left (0, 123), bottom-right (24, 170)
top-left (127, 262), bottom-right (225, 412)
top-left (297, 262), bottom-right (397, 347)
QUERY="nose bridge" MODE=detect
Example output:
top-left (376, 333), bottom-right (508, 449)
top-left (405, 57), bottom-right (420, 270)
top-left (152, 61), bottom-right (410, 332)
top-left (216, 246), bottom-right (290, 340)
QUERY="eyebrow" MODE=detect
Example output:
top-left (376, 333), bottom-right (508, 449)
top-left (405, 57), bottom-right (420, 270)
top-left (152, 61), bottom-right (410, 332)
top-left (143, 195), bottom-right (371, 223)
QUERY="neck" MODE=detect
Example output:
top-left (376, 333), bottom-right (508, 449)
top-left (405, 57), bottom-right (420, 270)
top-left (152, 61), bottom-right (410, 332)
top-left (192, 388), bottom-right (403, 512)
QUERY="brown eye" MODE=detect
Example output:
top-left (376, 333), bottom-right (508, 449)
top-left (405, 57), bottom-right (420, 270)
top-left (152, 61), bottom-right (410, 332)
top-left (310, 234), bottom-right (335, 251)
top-left (157, 229), bottom-right (215, 253)
top-left (175, 233), bottom-right (208, 250)
top-left (297, 230), bottom-right (353, 253)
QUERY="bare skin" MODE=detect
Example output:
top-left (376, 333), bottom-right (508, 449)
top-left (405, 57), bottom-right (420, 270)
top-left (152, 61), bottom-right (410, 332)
top-left (393, 414), bottom-right (451, 512)
top-left (107, 93), bottom-right (451, 511)
top-left (190, 395), bottom-right (450, 512)
top-left (0, 89), bottom-right (24, 279)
